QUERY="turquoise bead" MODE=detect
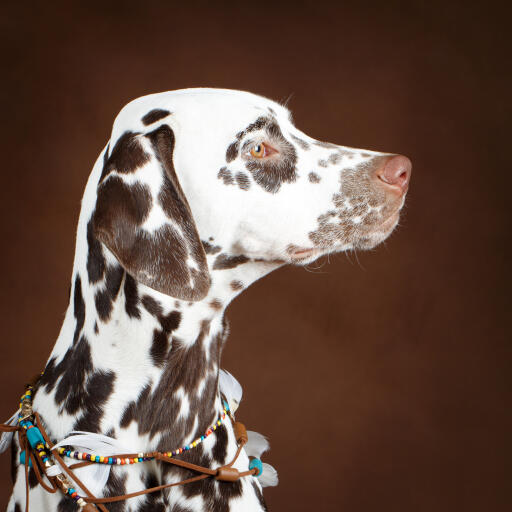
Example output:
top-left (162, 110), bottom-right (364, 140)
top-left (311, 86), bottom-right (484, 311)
top-left (26, 427), bottom-right (45, 448)
top-left (249, 458), bottom-right (263, 476)
top-left (19, 450), bottom-right (32, 467)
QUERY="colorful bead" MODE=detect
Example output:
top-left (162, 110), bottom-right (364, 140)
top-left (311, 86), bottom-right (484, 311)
top-left (249, 458), bottom-right (263, 476)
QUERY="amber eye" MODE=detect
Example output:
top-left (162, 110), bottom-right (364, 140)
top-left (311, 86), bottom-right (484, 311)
top-left (250, 143), bottom-right (267, 158)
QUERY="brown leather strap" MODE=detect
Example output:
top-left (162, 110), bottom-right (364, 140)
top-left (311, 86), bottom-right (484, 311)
top-left (34, 413), bottom-right (109, 512)
top-left (0, 423), bottom-right (21, 433)
top-left (2, 414), bottom-right (258, 509)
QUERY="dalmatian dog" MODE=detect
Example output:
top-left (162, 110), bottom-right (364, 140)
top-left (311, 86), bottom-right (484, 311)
top-left (5, 88), bottom-right (411, 511)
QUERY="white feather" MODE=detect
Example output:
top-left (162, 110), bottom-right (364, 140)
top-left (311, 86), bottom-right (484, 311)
top-left (245, 430), bottom-right (270, 459)
top-left (258, 462), bottom-right (279, 487)
top-left (0, 410), bottom-right (19, 454)
top-left (53, 431), bottom-right (130, 496)
top-left (219, 369), bottom-right (243, 413)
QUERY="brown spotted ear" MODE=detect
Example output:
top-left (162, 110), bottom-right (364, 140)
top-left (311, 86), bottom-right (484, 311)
top-left (92, 125), bottom-right (211, 301)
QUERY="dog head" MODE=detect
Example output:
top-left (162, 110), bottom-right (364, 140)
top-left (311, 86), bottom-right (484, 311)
top-left (90, 88), bottom-right (411, 300)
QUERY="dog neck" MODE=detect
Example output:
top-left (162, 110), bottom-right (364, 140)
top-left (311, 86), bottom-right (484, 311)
top-left (34, 235), bottom-right (279, 453)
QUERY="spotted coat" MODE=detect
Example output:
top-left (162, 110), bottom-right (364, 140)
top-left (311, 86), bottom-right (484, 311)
top-left (7, 88), bottom-right (410, 511)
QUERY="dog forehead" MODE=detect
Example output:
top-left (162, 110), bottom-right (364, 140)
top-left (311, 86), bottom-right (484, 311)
top-left (114, 88), bottom-right (289, 137)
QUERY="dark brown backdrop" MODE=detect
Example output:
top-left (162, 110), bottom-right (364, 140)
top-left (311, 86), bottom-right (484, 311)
top-left (1, 1), bottom-right (510, 510)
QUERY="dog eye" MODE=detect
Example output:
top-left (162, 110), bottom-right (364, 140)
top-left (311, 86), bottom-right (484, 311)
top-left (250, 143), bottom-right (268, 158)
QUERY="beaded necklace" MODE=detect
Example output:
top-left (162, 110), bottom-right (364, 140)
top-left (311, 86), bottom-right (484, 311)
top-left (16, 385), bottom-right (238, 509)
top-left (56, 403), bottom-right (230, 465)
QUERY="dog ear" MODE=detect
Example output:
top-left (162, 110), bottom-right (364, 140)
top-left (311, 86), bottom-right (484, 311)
top-left (92, 125), bottom-right (211, 301)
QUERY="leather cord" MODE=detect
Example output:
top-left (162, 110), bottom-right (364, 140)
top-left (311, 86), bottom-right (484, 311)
top-left (1, 415), bottom-right (258, 511)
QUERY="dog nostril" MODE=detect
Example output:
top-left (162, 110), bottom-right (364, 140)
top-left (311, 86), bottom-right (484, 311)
top-left (376, 155), bottom-right (412, 193)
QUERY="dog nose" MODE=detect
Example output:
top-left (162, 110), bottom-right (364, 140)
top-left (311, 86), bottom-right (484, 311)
top-left (375, 155), bottom-right (412, 195)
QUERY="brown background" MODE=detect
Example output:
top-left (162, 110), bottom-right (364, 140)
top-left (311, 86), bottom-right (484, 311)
top-left (1, 1), bottom-right (510, 510)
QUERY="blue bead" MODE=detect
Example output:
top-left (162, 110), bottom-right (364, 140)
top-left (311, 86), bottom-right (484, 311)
top-left (19, 450), bottom-right (32, 467)
top-left (26, 426), bottom-right (45, 449)
top-left (249, 458), bottom-right (263, 476)
top-left (223, 400), bottom-right (230, 411)
top-left (108, 457), bottom-right (113, 464)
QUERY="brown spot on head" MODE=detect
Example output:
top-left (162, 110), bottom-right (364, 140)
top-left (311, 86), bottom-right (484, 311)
top-left (328, 153), bottom-right (341, 164)
top-left (209, 299), bottom-right (223, 311)
top-left (99, 132), bottom-right (150, 183)
top-left (213, 253), bottom-right (250, 270)
top-left (235, 172), bottom-right (251, 190)
top-left (314, 140), bottom-right (337, 149)
top-left (202, 240), bottom-right (222, 254)
top-left (218, 167), bottom-right (234, 185)
top-left (318, 159), bottom-right (328, 168)
top-left (230, 280), bottom-right (244, 291)
top-left (141, 109), bottom-right (171, 126)
top-left (142, 294), bottom-right (163, 317)
top-left (226, 142), bottom-right (239, 163)
top-left (291, 133), bottom-right (310, 150)
top-left (308, 172), bottom-right (321, 183)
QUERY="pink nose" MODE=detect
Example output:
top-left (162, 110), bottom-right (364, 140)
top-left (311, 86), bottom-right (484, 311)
top-left (375, 155), bottom-right (412, 195)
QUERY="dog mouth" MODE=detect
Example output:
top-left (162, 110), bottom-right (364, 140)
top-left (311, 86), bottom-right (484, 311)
top-left (375, 211), bottom-right (400, 233)
top-left (287, 246), bottom-right (323, 263)
top-left (289, 210), bottom-right (401, 261)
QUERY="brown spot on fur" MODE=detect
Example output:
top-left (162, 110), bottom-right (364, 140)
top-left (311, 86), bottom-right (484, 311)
top-left (202, 240), bottom-right (222, 254)
top-left (230, 280), bottom-right (244, 291)
top-left (94, 264), bottom-right (124, 322)
top-left (99, 131), bottom-right (150, 183)
top-left (308, 172), bottom-right (321, 183)
top-left (218, 167), bottom-right (234, 185)
top-left (328, 153), bottom-right (341, 164)
top-left (142, 108), bottom-right (171, 126)
top-left (235, 172), bottom-right (251, 190)
top-left (225, 142), bottom-right (239, 163)
top-left (213, 254), bottom-right (249, 270)
top-left (209, 299), bottom-right (222, 310)
top-left (291, 133), bottom-right (310, 150)
top-left (142, 295), bottom-right (163, 317)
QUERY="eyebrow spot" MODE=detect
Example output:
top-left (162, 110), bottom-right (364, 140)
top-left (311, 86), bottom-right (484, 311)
top-left (141, 109), bottom-right (171, 126)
